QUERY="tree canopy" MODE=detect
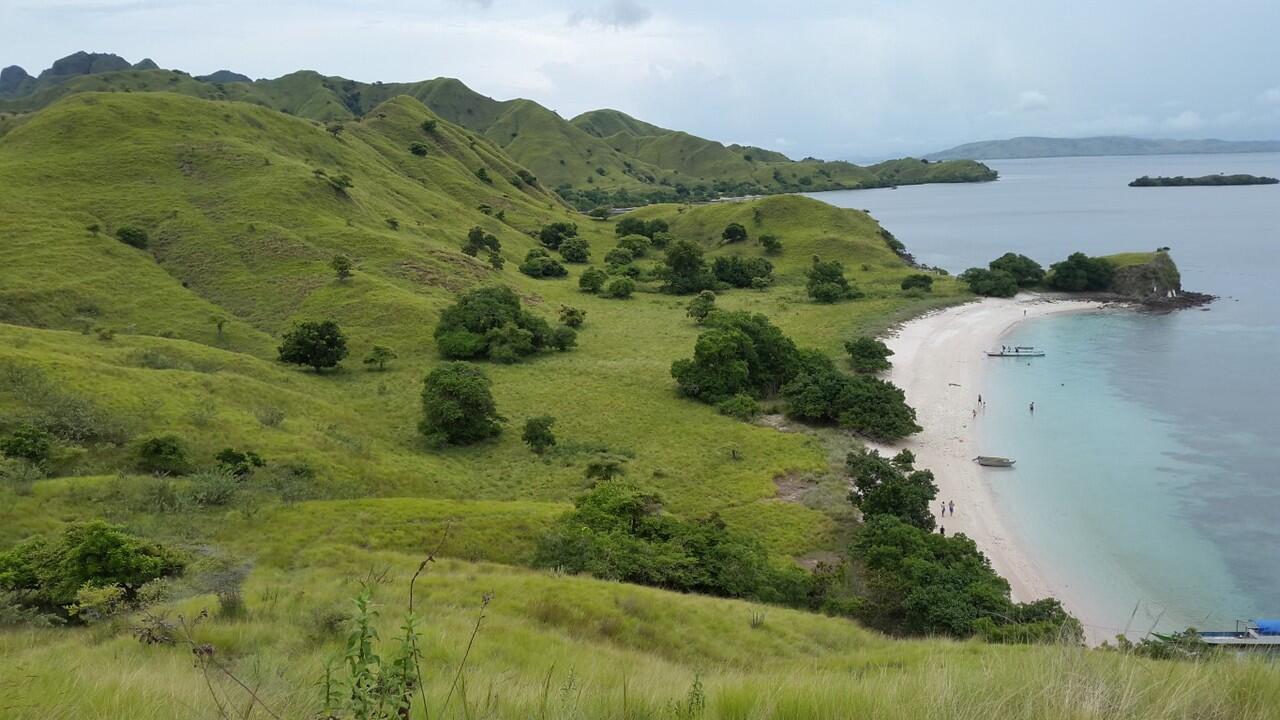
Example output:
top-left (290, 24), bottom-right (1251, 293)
top-left (806, 256), bottom-right (862, 302)
top-left (434, 286), bottom-right (555, 362)
top-left (1047, 252), bottom-right (1114, 291)
top-left (989, 253), bottom-right (1045, 286)
top-left (278, 320), bottom-right (349, 371)
top-left (419, 362), bottom-right (503, 446)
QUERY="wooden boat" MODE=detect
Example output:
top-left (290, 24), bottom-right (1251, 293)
top-left (974, 456), bottom-right (1016, 467)
top-left (986, 348), bottom-right (1045, 357)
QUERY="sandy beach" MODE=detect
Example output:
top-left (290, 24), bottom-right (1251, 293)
top-left (874, 294), bottom-right (1106, 638)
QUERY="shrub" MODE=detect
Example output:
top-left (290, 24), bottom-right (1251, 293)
top-left (750, 275), bottom-right (772, 290)
top-left (1047, 252), bottom-right (1114, 291)
top-left (186, 467), bottom-right (240, 508)
top-left (136, 435), bottom-right (192, 475)
top-left (845, 337), bottom-right (893, 373)
top-left (604, 277), bottom-right (635, 298)
top-left (115, 226), bottom-right (149, 249)
top-left (846, 448), bottom-right (937, 530)
top-left (579, 267), bottom-right (608, 293)
top-left (559, 305), bottom-right (586, 328)
top-left (434, 286), bottom-right (554, 362)
top-left (215, 448), bottom-right (265, 478)
top-left (588, 206), bottom-right (611, 219)
top-left (660, 240), bottom-right (714, 294)
top-left (0, 521), bottom-right (184, 616)
top-left (959, 268), bottom-right (1019, 297)
top-left (549, 325), bottom-right (578, 351)
top-left (519, 249), bottom-right (568, 278)
top-left (408, 142), bottom-right (428, 157)
top-left (475, 167), bottom-right (492, 184)
top-left (900, 274), bottom-right (934, 292)
top-left (671, 311), bottom-right (799, 403)
top-left (650, 230), bottom-right (673, 249)
top-left (712, 256), bottom-right (773, 288)
top-left (617, 234), bottom-right (652, 258)
top-left (419, 362), bottom-right (503, 446)
top-left (806, 257), bottom-right (861, 302)
top-left (989, 253), bottom-right (1044, 286)
top-left (462, 226), bottom-right (500, 257)
top-left (1, 424), bottom-right (52, 465)
top-left (760, 234), bottom-right (782, 254)
top-left (716, 393), bottom-right (760, 420)
top-left (420, 118), bottom-right (437, 133)
top-left (721, 222), bottom-right (748, 243)
top-left (782, 360), bottom-right (920, 441)
top-left (604, 246), bottom-right (635, 266)
top-left (614, 216), bottom-right (647, 237)
top-left (278, 320), bottom-right (349, 372)
top-left (686, 290), bottom-right (716, 323)
top-left (522, 415), bottom-right (557, 454)
top-left (363, 345), bottom-right (397, 371)
top-left (559, 237), bottom-right (590, 263)
top-left (330, 254), bottom-right (353, 280)
top-left (517, 169), bottom-right (538, 187)
top-left (538, 222), bottom-right (578, 250)
top-left (267, 462), bottom-right (322, 504)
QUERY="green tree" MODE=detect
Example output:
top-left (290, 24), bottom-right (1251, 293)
top-left (1, 424), bottom-right (52, 466)
top-left (900, 274), bottom-right (934, 292)
top-left (538, 222), bottom-right (579, 250)
top-left (435, 286), bottom-right (554, 362)
top-left (588, 206), bottom-right (611, 220)
top-left (115, 226), bottom-right (149, 249)
top-left (215, 448), bottom-right (265, 478)
top-left (686, 290), bottom-right (717, 324)
top-left (363, 345), bottom-right (397, 371)
top-left (419, 362), bottom-right (503, 446)
top-left (846, 448), bottom-right (937, 530)
top-left (721, 222), bottom-right (748, 243)
top-left (617, 234), bottom-right (651, 258)
top-left (845, 337), bottom-right (893, 373)
top-left (408, 142), bottom-right (428, 157)
top-left (462, 226), bottom-right (500, 257)
top-left (420, 118), bottom-right (438, 134)
top-left (614, 216), bottom-right (648, 237)
top-left (806, 256), bottom-right (861, 303)
top-left (604, 277), bottom-right (635, 298)
top-left (550, 325), bottom-right (578, 351)
top-left (579, 267), bottom-right (609, 293)
top-left (660, 239), bottom-right (713, 294)
top-left (1047, 252), bottom-right (1114, 291)
top-left (325, 122), bottom-right (344, 138)
top-left (559, 305), bottom-right (586, 328)
top-left (559, 237), bottom-right (590, 263)
top-left (959, 268), bottom-right (1019, 297)
top-left (760, 234), bottom-right (782, 254)
top-left (522, 416), bottom-right (557, 454)
top-left (136, 435), bottom-right (192, 475)
top-left (278, 320), bottom-right (349, 372)
top-left (989, 253), bottom-right (1045, 286)
top-left (604, 246), bottom-right (635, 266)
top-left (474, 167), bottom-right (492, 184)
top-left (331, 254), bottom-right (353, 280)
top-left (519, 248), bottom-right (568, 278)
top-left (712, 256), bottom-right (773, 288)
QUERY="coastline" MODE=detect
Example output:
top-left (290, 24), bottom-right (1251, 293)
top-left (872, 293), bottom-right (1108, 641)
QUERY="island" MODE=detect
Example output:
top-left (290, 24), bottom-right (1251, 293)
top-left (1129, 174), bottom-right (1278, 187)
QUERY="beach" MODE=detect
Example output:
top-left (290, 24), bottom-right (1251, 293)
top-left (874, 294), bottom-right (1106, 639)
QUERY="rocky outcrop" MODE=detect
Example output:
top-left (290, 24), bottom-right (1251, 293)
top-left (1109, 252), bottom-right (1181, 300)
top-left (197, 70), bottom-right (253, 84)
top-left (38, 51), bottom-right (131, 80)
top-left (0, 65), bottom-right (33, 97)
top-left (133, 58), bottom-right (160, 71)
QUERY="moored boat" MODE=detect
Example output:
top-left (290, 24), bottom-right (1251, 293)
top-left (974, 456), bottom-right (1016, 467)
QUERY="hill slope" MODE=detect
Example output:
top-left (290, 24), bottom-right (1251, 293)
top-left (927, 135), bottom-right (1280, 160)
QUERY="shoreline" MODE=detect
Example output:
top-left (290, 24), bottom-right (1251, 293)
top-left (873, 293), bottom-right (1109, 642)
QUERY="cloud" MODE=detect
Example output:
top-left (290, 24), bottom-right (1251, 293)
top-left (1014, 90), bottom-right (1049, 112)
top-left (1163, 110), bottom-right (1204, 131)
top-left (568, 0), bottom-right (651, 29)
top-left (1259, 86), bottom-right (1280, 105)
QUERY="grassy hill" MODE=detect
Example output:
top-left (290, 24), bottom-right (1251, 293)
top-left (1, 86), bottom-right (1272, 717)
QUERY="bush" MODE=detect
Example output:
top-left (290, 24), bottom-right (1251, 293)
top-left (475, 167), bottom-right (492, 184)
top-left (331, 255), bottom-right (353, 280)
top-left (660, 240), bottom-right (714, 294)
top-left (278, 320), bottom-right (349, 371)
top-left (806, 257), bottom-right (861, 302)
top-left (538, 222), bottom-right (579, 250)
top-left (559, 237), bottom-right (590, 263)
top-left (1047, 252), bottom-right (1114, 291)
top-left (579, 267), bottom-right (609, 293)
top-left (136, 435), bottom-right (192, 475)
top-left (686, 290), bottom-right (716, 323)
top-left (760, 234), bottom-right (782, 254)
top-left (614, 217), bottom-right (647, 237)
top-left (900, 274), bottom-right (934, 292)
top-left (462, 226), bottom-right (500, 257)
top-left (0, 424), bottom-right (52, 465)
top-left (959, 268), bottom-right (1019, 297)
top-left (617, 234), bottom-right (652, 258)
top-left (846, 448), bottom-right (937, 530)
top-left (115, 226), bottom-right (149, 249)
top-left (721, 222), bottom-right (748, 243)
top-left (559, 305), bottom-right (586, 328)
top-left (604, 277), bottom-right (635, 298)
top-left (845, 337), bottom-right (893, 373)
top-left (716, 393), bottom-right (760, 420)
top-left (650, 230), bottom-right (673, 249)
top-left (420, 118), bottom-right (437, 133)
top-left (215, 448), bottom-right (265, 478)
top-left (549, 325), bottom-right (578, 351)
top-left (604, 246), bottom-right (635, 266)
top-left (671, 311), bottom-right (799, 403)
top-left (419, 362), bottom-right (503, 446)
top-left (0, 521), bottom-right (184, 617)
top-left (363, 345), bottom-right (397, 371)
top-left (989, 253), bottom-right (1045, 286)
top-left (522, 415), bottom-right (556, 454)
top-left (434, 286), bottom-right (555, 362)
top-left (712, 256), bottom-right (773, 288)
top-left (408, 141), bottom-right (428, 157)
top-left (519, 249), bottom-right (568, 278)
top-left (186, 467), bottom-right (240, 508)
top-left (782, 357), bottom-right (920, 441)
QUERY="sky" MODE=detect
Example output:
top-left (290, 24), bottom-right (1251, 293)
top-left (3, 0), bottom-right (1279, 160)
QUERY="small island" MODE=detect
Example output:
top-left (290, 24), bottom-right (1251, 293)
top-left (1129, 174), bottom-right (1278, 187)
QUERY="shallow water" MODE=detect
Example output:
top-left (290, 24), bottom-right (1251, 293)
top-left (811, 154), bottom-right (1280, 635)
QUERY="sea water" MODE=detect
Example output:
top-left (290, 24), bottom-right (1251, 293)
top-left (811, 153), bottom-right (1280, 636)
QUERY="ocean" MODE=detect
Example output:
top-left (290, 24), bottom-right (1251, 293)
top-left (811, 153), bottom-right (1280, 637)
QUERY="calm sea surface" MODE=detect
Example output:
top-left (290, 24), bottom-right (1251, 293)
top-left (811, 154), bottom-right (1280, 636)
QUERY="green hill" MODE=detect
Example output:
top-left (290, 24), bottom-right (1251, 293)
top-left (0, 79), bottom-right (1270, 717)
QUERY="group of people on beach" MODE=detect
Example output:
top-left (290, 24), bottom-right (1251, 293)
top-left (972, 393), bottom-right (1036, 417)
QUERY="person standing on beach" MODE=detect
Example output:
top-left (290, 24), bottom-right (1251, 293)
top-left (1029, 401), bottom-right (1035, 414)
top-left (940, 502), bottom-right (946, 517)
top-left (939, 526), bottom-right (945, 536)
top-left (948, 500), bottom-right (955, 516)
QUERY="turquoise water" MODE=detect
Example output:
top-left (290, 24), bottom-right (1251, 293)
top-left (811, 154), bottom-right (1280, 636)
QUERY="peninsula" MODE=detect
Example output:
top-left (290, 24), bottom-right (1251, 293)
top-left (1129, 174), bottom-right (1279, 187)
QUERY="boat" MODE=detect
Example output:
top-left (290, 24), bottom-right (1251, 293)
top-left (974, 456), bottom-right (1016, 467)
top-left (1195, 620), bottom-right (1280, 651)
top-left (986, 345), bottom-right (1045, 358)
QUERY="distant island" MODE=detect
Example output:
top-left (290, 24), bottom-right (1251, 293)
top-left (926, 135), bottom-right (1280, 161)
top-left (1129, 174), bottom-right (1279, 187)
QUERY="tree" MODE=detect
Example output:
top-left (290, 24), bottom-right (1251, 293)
top-left (475, 167), bottom-right (492, 184)
top-left (1047, 252), bottom-right (1114, 292)
top-left (604, 277), bottom-right (635, 298)
top-left (522, 416), bottom-right (556, 454)
top-left (712, 256), bottom-right (773, 288)
top-left (588, 206), bottom-right (611, 220)
top-left (550, 325), bottom-right (577, 351)
top-left (782, 360), bottom-right (920, 441)
top-left (604, 246), bottom-right (634, 266)
top-left (900, 274), bottom-right (934, 292)
top-left (363, 345), bottom-right (397, 371)
top-left (760, 234), bottom-right (782, 254)
top-left (538, 222), bottom-right (579, 250)
top-left (959, 268), bottom-right (1019, 297)
top-left (278, 320), bottom-right (349, 372)
top-left (136, 435), bottom-right (191, 475)
top-left (617, 234), bottom-right (651, 258)
top-left (845, 337), bottom-right (893, 373)
top-left (686, 290), bottom-right (716, 323)
top-left (325, 122), bottom-right (344, 138)
top-left (420, 118), bottom-right (438, 134)
top-left (1, 424), bottom-right (52, 466)
top-left (559, 237), bottom-right (590, 263)
top-left (671, 311), bottom-right (800, 403)
top-left (519, 248), bottom-right (568, 278)
top-left (215, 448), bottom-right (265, 478)
top-left (331, 254), bottom-right (353, 280)
top-left (721, 222), bottom-right (748, 243)
top-left (806, 256), bottom-right (861, 302)
top-left (846, 448), bottom-right (937, 530)
top-left (579, 267), bottom-right (609, 293)
top-left (614, 216), bottom-right (648, 237)
top-left (650, 230), bottom-right (673, 250)
top-left (419, 362), bottom-right (503, 446)
top-left (409, 142), bottom-right (429, 157)
top-left (989, 253), bottom-right (1044, 286)
top-left (462, 226), bottom-right (500, 257)
top-left (660, 239), bottom-right (713, 294)
top-left (115, 226), bottom-right (149, 249)
top-left (559, 305), bottom-right (586, 328)
top-left (434, 286), bottom-right (553, 362)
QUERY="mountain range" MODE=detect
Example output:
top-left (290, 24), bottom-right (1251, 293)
top-left (926, 135), bottom-right (1280, 161)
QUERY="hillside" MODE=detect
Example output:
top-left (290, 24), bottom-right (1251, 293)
top-left (0, 52), bottom-right (998, 209)
top-left (927, 135), bottom-right (1280, 160)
